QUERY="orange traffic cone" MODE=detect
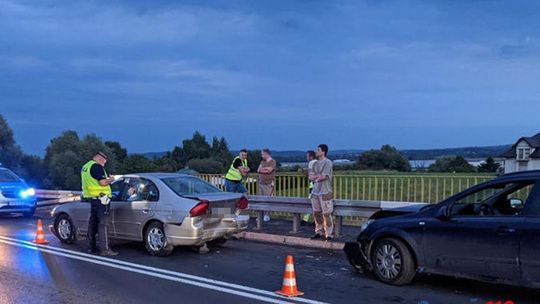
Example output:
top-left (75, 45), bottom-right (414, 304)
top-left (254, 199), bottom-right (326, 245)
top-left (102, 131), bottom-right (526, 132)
top-left (276, 255), bottom-right (304, 297)
top-left (33, 218), bottom-right (49, 245)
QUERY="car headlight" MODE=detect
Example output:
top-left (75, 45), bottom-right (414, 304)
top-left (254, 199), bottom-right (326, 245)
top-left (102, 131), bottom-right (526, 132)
top-left (20, 188), bottom-right (35, 199)
top-left (360, 219), bottom-right (375, 232)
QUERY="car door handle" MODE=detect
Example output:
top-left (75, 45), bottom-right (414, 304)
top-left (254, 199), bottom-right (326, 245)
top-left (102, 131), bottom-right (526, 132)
top-left (496, 226), bottom-right (516, 233)
top-left (142, 209), bottom-right (149, 214)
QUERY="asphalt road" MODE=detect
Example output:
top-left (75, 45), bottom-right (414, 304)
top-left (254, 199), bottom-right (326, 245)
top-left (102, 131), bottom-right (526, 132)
top-left (0, 215), bottom-right (538, 304)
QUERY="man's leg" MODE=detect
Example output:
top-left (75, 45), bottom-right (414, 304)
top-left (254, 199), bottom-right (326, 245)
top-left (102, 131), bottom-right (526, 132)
top-left (98, 204), bottom-right (118, 256)
top-left (321, 200), bottom-right (334, 238)
top-left (87, 200), bottom-right (98, 252)
top-left (225, 180), bottom-right (234, 192)
top-left (311, 195), bottom-right (324, 238)
top-left (260, 183), bottom-right (272, 221)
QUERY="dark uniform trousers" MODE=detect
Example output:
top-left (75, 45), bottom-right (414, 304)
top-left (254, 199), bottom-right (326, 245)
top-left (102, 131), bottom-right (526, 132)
top-left (88, 198), bottom-right (111, 251)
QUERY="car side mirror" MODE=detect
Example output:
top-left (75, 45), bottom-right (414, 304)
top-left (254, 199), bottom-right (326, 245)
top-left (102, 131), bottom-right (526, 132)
top-left (436, 205), bottom-right (451, 220)
top-left (509, 198), bottom-right (524, 209)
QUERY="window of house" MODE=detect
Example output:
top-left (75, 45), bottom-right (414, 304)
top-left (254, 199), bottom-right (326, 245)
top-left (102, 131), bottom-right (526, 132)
top-left (517, 148), bottom-right (531, 160)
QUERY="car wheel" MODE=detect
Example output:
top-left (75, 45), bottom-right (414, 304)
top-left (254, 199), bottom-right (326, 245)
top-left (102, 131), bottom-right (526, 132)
top-left (144, 222), bottom-right (174, 257)
top-left (54, 214), bottom-right (76, 244)
top-left (371, 238), bottom-right (416, 285)
top-left (206, 237), bottom-right (227, 248)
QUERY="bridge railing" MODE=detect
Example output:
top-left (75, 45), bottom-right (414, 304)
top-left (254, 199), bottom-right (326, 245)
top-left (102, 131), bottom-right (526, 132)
top-left (199, 173), bottom-right (496, 204)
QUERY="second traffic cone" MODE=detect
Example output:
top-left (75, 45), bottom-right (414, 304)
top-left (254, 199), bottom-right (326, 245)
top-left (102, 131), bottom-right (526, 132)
top-left (276, 255), bottom-right (304, 297)
top-left (33, 218), bottom-right (49, 245)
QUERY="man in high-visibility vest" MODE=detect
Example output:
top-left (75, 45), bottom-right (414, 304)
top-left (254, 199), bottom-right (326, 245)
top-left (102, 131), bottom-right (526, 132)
top-left (81, 152), bottom-right (118, 256)
top-left (224, 149), bottom-right (250, 194)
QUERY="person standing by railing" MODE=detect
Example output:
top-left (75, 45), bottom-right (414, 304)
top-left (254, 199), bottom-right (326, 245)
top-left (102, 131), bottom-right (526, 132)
top-left (309, 144), bottom-right (334, 241)
top-left (224, 149), bottom-right (250, 194)
top-left (257, 148), bottom-right (276, 222)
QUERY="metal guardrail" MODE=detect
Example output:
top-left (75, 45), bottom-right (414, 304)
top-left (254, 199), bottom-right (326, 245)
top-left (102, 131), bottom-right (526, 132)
top-left (34, 189), bottom-right (426, 237)
top-left (248, 195), bottom-right (426, 236)
top-left (35, 189), bottom-right (81, 207)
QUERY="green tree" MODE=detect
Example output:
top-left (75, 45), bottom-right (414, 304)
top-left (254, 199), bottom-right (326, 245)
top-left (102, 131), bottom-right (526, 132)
top-left (211, 136), bottom-right (232, 166)
top-left (247, 150), bottom-right (262, 172)
top-left (357, 145), bottom-right (411, 171)
top-left (0, 114), bottom-right (24, 171)
top-left (43, 131), bottom-right (118, 189)
top-left (186, 158), bottom-right (224, 174)
top-left (477, 156), bottom-right (501, 173)
top-left (105, 141), bottom-right (128, 163)
top-left (428, 156), bottom-right (475, 173)
top-left (120, 154), bottom-right (157, 173)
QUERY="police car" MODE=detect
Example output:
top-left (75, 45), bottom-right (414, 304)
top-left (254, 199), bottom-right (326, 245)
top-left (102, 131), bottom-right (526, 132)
top-left (0, 166), bottom-right (36, 217)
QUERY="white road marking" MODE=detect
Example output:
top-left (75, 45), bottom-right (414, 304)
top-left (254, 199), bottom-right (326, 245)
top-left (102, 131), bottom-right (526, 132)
top-left (0, 236), bottom-right (328, 304)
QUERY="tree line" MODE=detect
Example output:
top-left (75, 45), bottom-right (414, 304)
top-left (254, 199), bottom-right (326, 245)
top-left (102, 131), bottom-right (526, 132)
top-left (0, 114), bottom-right (501, 190)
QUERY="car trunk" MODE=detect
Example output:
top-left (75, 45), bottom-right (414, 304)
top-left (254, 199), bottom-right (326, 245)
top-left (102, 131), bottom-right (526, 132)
top-left (187, 192), bottom-right (243, 220)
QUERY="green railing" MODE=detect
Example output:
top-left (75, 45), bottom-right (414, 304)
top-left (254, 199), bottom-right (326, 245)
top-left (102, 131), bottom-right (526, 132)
top-left (198, 173), bottom-right (497, 204)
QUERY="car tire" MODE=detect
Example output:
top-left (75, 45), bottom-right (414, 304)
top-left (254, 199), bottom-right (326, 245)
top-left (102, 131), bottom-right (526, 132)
top-left (371, 238), bottom-right (416, 286)
top-left (54, 214), bottom-right (76, 244)
top-left (144, 222), bottom-right (174, 257)
top-left (206, 237), bottom-right (227, 248)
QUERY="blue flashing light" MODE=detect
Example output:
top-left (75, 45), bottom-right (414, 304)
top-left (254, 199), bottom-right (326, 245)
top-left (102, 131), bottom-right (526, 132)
top-left (20, 188), bottom-right (36, 199)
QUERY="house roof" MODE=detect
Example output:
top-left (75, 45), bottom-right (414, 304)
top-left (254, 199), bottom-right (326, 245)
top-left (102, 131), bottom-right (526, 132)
top-left (500, 132), bottom-right (540, 158)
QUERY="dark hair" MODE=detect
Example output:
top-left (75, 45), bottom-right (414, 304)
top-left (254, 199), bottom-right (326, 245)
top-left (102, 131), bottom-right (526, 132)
top-left (318, 144), bottom-right (328, 156)
top-left (96, 152), bottom-right (108, 159)
top-left (307, 150), bottom-right (316, 159)
top-left (262, 148), bottom-right (271, 155)
top-left (240, 149), bottom-right (248, 153)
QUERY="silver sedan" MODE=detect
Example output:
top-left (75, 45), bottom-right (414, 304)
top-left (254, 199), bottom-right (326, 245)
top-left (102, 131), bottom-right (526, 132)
top-left (50, 173), bottom-right (249, 256)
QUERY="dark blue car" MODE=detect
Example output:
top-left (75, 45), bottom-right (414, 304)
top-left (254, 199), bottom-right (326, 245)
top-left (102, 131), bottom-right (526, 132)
top-left (0, 166), bottom-right (36, 217)
top-left (344, 170), bottom-right (540, 288)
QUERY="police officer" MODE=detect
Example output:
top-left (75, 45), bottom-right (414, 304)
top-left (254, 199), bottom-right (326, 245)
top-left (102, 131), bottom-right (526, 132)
top-left (81, 152), bottom-right (118, 256)
top-left (224, 149), bottom-right (249, 193)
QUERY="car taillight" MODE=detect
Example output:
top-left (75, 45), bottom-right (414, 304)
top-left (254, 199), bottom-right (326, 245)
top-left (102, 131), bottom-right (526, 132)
top-left (236, 196), bottom-right (248, 210)
top-left (190, 200), bottom-right (209, 217)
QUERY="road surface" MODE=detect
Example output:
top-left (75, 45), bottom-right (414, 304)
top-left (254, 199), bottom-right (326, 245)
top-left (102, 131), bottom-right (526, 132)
top-left (0, 216), bottom-right (538, 304)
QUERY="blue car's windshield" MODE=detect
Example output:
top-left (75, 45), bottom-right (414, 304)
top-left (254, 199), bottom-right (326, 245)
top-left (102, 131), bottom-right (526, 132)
top-left (161, 177), bottom-right (221, 196)
top-left (0, 169), bottom-right (21, 183)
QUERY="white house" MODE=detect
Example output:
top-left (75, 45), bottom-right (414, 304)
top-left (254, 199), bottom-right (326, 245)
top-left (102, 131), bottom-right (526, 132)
top-left (500, 132), bottom-right (540, 173)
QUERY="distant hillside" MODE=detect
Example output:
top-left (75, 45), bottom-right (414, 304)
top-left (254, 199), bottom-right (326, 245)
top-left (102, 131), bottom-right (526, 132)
top-left (401, 145), bottom-right (511, 160)
top-left (138, 145), bottom-right (512, 162)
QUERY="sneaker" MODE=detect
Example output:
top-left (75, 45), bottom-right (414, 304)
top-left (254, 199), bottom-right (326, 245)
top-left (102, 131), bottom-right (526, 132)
top-left (87, 248), bottom-right (98, 254)
top-left (310, 233), bottom-right (323, 240)
top-left (263, 215), bottom-right (270, 222)
top-left (325, 236), bottom-right (334, 242)
top-left (99, 249), bottom-right (119, 256)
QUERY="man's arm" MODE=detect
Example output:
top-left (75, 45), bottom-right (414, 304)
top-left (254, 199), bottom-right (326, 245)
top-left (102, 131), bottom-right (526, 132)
top-left (90, 164), bottom-right (114, 186)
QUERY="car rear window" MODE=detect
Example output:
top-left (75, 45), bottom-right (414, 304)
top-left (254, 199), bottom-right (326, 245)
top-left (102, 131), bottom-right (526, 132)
top-left (161, 177), bottom-right (221, 196)
top-left (0, 169), bottom-right (20, 182)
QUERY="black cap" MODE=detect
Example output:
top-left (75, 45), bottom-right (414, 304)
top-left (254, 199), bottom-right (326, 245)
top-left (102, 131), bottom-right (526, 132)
top-left (96, 152), bottom-right (108, 159)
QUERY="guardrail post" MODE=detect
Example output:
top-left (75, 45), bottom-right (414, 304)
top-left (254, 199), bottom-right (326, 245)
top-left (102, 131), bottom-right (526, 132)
top-left (335, 215), bottom-right (343, 237)
top-left (256, 211), bottom-right (264, 230)
top-left (292, 213), bottom-right (300, 234)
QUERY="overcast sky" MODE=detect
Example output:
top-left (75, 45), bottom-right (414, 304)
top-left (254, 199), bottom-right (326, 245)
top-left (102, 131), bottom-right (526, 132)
top-left (1, 0), bottom-right (540, 155)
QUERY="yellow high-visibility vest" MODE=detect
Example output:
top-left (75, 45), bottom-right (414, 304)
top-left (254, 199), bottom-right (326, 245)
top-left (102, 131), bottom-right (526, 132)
top-left (81, 160), bottom-right (112, 198)
top-left (225, 156), bottom-right (248, 181)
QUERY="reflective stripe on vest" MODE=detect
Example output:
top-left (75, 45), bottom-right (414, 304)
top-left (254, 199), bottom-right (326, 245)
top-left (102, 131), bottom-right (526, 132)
top-left (81, 160), bottom-right (112, 198)
top-left (225, 156), bottom-right (248, 181)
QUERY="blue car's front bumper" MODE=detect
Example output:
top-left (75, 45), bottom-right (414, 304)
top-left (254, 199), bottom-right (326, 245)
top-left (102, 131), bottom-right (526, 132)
top-left (0, 200), bottom-right (36, 213)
